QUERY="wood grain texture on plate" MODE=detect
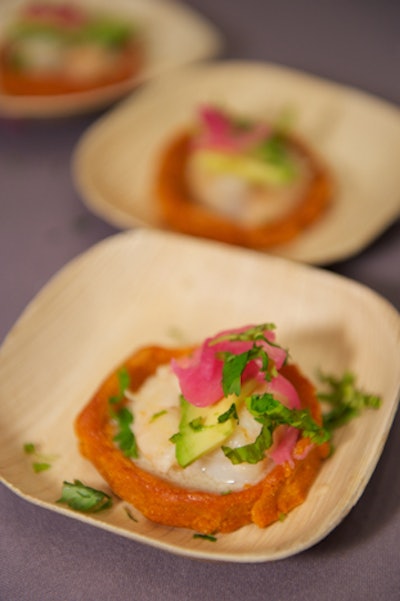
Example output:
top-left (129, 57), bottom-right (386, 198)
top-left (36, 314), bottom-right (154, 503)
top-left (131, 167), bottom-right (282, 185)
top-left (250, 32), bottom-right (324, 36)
top-left (0, 230), bottom-right (399, 561)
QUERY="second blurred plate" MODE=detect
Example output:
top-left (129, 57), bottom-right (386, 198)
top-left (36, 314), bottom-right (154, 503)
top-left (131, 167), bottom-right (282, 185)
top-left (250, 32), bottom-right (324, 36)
top-left (73, 61), bottom-right (400, 264)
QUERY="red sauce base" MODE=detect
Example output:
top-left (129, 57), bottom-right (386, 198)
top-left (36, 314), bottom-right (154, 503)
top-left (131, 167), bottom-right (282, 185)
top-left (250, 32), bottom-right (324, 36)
top-left (75, 345), bottom-right (330, 534)
top-left (155, 132), bottom-right (334, 249)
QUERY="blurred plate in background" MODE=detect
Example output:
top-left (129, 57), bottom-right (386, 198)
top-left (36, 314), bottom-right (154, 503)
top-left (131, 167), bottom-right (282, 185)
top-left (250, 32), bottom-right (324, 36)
top-left (0, 0), bottom-right (223, 117)
top-left (73, 61), bottom-right (400, 264)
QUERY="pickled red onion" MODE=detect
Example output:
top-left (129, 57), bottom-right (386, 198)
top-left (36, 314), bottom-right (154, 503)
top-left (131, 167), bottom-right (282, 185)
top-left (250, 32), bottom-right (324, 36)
top-left (193, 105), bottom-right (271, 154)
top-left (266, 373), bottom-right (301, 409)
top-left (171, 344), bottom-right (224, 407)
top-left (23, 2), bottom-right (87, 27)
top-left (269, 426), bottom-right (299, 466)
top-left (171, 325), bottom-right (288, 407)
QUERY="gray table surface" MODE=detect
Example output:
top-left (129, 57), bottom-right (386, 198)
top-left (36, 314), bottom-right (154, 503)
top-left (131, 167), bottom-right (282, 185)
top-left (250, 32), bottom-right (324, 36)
top-left (1, 1), bottom-right (399, 600)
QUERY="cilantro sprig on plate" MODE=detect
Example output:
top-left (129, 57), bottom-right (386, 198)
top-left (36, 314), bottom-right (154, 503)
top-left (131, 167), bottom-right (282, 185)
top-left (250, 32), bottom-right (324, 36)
top-left (317, 371), bottom-right (381, 432)
top-left (57, 480), bottom-right (112, 513)
top-left (23, 442), bottom-right (57, 473)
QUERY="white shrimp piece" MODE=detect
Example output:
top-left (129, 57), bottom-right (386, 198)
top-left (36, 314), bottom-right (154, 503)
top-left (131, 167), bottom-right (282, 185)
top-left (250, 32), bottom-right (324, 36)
top-left (11, 37), bottom-right (64, 72)
top-left (127, 365), bottom-right (273, 493)
top-left (126, 365), bottom-right (181, 473)
top-left (189, 402), bottom-right (271, 492)
top-left (187, 151), bottom-right (312, 226)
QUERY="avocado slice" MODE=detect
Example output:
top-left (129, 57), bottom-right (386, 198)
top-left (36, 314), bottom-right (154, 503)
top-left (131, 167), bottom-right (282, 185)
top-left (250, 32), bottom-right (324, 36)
top-left (173, 395), bottom-right (237, 468)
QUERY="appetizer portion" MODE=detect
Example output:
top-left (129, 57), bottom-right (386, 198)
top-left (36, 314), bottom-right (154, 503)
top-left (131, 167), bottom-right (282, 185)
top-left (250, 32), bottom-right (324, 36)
top-left (155, 105), bottom-right (333, 248)
top-left (75, 324), bottom-right (330, 534)
top-left (0, 2), bottom-right (143, 96)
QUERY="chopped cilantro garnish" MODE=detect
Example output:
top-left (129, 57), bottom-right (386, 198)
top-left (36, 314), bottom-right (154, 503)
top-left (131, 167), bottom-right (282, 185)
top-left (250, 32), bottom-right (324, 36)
top-left (173, 323), bottom-right (382, 472)
top-left (222, 421), bottom-right (273, 464)
top-left (247, 395), bottom-right (329, 444)
top-left (222, 392), bottom-right (329, 465)
top-left (204, 324), bottom-right (331, 466)
top-left (317, 371), bottom-right (381, 433)
top-left (33, 462), bottom-right (51, 473)
top-left (221, 346), bottom-right (278, 396)
top-left (9, 14), bottom-right (135, 49)
top-left (218, 403), bottom-right (238, 423)
top-left (57, 480), bottom-right (112, 513)
top-left (150, 410), bottom-right (167, 422)
top-left (124, 507), bottom-right (138, 522)
top-left (112, 407), bottom-right (138, 458)
top-left (193, 533), bottom-right (217, 542)
top-left (82, 18), bottom-right (133, 47)
top-left (220, 351), bottom-right (252, 396)
top-left (109, 367), bottom-right (130, 404)
top-left (23, 442), bottom-right (36, 455)
top-left (189, 417), bottom-right (205, 431)
top-left (108, 368), bottom-right (138, 458)
top-left (23, 442), bottom-right (57, 472)
top-left (211, 324), bottom-right (283, 397)
top-left (211, 323), bottom-right (276, 345)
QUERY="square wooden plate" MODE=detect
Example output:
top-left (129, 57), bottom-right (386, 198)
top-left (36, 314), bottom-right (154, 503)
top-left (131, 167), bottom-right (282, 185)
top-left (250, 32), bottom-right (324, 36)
top-left (0, 229), bottom-right (399, 561)
top-left (73, 61), bottom-right (400, 263)
top-left (0, 0), bottom-right (222, 117)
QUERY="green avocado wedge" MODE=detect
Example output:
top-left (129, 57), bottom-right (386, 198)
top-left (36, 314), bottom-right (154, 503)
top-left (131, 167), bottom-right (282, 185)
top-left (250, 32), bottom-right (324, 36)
top-left (172, 395), bottom-right (237, 468)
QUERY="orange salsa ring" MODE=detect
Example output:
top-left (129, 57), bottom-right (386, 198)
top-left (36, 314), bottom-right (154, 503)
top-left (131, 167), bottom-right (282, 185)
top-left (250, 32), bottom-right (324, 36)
top-left (75, 344), bottom-right (330, 534)
top-left (155, 131), bottom-right (334, 250)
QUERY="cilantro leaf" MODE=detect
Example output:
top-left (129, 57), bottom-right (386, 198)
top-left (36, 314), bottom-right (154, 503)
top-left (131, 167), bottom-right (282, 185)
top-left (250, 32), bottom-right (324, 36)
top-left (222, 394), bottom-right (329, 465)
top-left (33, 462), bottom-right (51, 473)
top-left (193, 533), bottom-right (217, 542)
top-left (222, 420), bottom-right (273, 464)
top-left (220, 351), bottom-right (250, 396)
top-left (212, 324), bottom-right (284, 397)
top-left (124, 507), bottom-right (138, 522)
top-left (169, 432), bottom-right (181, 444)
top-left (23, 442), bottom-right (36, 455)
top-left (210, 323), bottom-right (276, 345)
top-left (220, 345), bottom-right (274, 397)
top-left (112, 407), bottom-right (138, 458)
top-left (108, 368), bottom-right (138, 458)
top-left (57, 480), bottom-right (112, 513)
top-left (23, 442), bottom-right (57, 471)
top-left (189, 417), bottom-right (205, 431)
top-left (317, 371), bottom-right (381, 432)
top-left (82, 18), bottom-right (133, 48)
top-left (218, 403), bottom-right (238, 423)
top-left (150, 410), bottom-right (167, 422)
top-left (109, 367), bottom-right (130, 405)
top-left (247, 394), bottom-right (329, 444)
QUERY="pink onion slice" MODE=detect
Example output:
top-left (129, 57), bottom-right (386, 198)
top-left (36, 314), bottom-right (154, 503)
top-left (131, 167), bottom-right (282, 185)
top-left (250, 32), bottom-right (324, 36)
top-left (23, 2), bottom-right (87, 27)
top-left (193, 105), bottom-right (271, 154)
top-left (171, 325), bottom-right (288, 407)
top-left (269, 425), bottom-right (299, 466)
top-left (266, 373), bottom-right (301, 410)
top-left (171, 344), bottom-right (224, 407)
